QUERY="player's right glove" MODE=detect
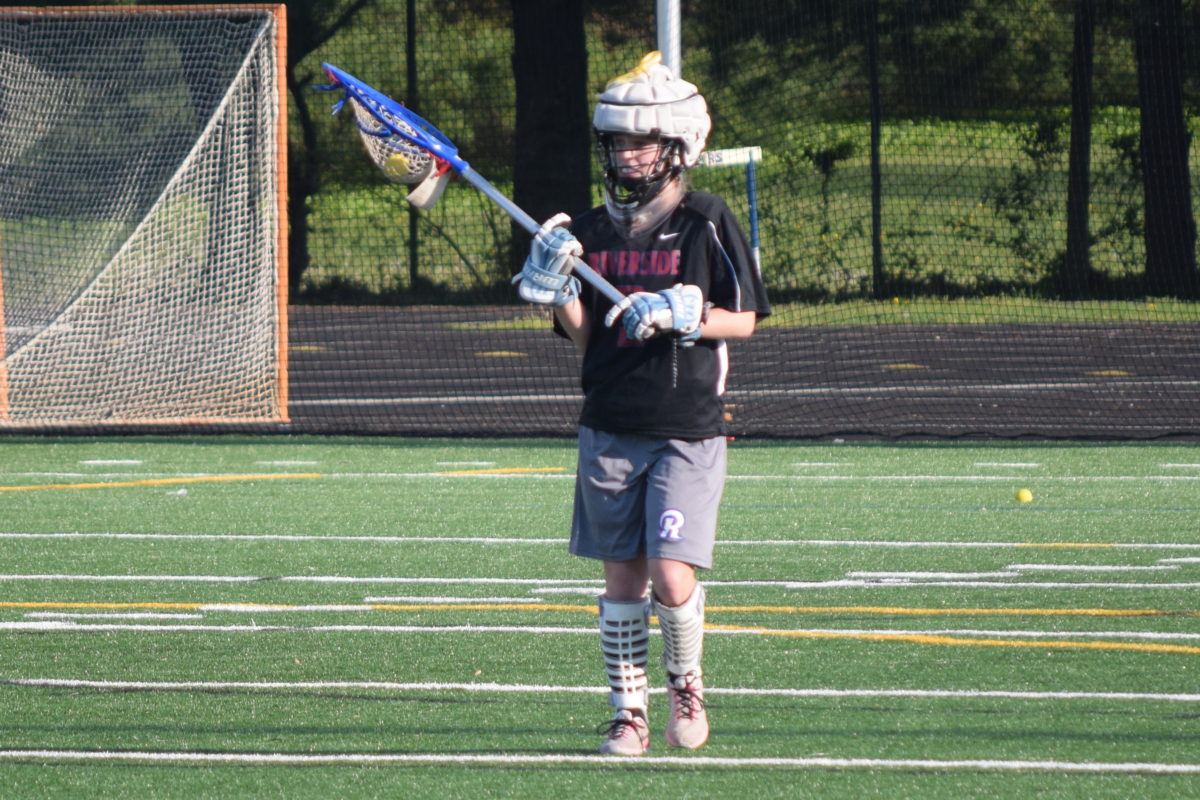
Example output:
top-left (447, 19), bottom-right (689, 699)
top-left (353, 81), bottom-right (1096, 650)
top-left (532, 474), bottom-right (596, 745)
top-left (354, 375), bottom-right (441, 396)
top-left (513, 213), bottom-right (583, 306)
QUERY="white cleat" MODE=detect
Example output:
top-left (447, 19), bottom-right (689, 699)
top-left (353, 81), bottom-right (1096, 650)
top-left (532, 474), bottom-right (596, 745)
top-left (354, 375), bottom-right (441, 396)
top-left (664, 671), bottom-right (708, 749)
top-left (597, 709), bottom-right (650, 756)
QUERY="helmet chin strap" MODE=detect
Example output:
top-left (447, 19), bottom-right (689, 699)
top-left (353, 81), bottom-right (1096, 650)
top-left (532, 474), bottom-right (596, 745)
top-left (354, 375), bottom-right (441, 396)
top-left (606, 177), bottom-right (685, 237)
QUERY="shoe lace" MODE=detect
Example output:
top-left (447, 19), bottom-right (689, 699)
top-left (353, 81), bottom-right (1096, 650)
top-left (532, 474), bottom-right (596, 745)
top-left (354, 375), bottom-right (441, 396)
top-left (670, 675), bottom-right (707, 720)
top-left (597, 712), bottom-right (644, 739)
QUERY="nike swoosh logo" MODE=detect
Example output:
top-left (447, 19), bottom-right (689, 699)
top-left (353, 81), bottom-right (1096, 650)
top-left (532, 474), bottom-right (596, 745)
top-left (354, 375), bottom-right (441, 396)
top-left (658, 232), bottom-right (680, 241)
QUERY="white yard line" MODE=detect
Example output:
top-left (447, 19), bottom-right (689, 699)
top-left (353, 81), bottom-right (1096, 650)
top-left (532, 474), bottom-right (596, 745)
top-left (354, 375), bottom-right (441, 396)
top-left (4, 470), bottom-right (1200, 483)
top-left (0, 622), bottom-right (599, 634)
top-left (0, 533), bottom-right (568, 544)
top-left (7, 678), bottom-right (1200, 703)
top-left (23, 613), bottom-right (205, 620)
top-left (0, 748), bottom-right (1195, 773)
top-left (974, 462), bottom-right (1041, 468)
top-left (777, 579), bottom-right (1200, 589)
top-left (1006, 564), bottom-right (1179, 572)
top-left (1, 573), bottom-right (1199, 590)
top-left (847, 571), bottom-right (1022, 579)
top-left (4, 621), bottom-right (1200, 647)
top-left (725, 475), bottom-right (1200, 482)
top-left (4, 532), bottom-right (1200, 551)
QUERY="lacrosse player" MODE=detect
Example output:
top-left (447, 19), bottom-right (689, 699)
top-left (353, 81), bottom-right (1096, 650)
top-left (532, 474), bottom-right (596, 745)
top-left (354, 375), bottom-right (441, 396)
top-left (514, 52), bottom-right (770, 755)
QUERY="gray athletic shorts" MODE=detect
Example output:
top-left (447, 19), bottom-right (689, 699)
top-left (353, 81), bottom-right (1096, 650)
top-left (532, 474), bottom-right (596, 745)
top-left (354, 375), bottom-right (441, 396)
top-left (569, 425), bottom-right (727, 569)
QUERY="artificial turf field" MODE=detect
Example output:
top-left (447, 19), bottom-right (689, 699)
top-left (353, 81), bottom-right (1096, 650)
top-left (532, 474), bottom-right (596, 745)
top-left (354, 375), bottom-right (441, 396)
top-left (1, 435), bottom-right (1198, 798)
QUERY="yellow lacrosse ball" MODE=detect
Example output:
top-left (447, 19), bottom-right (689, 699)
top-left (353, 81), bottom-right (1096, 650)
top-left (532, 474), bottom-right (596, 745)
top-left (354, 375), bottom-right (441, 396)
top-left (383, 152), bottom-right (413, 180)
top-left (1015, 488), bottom-right (1033, 503)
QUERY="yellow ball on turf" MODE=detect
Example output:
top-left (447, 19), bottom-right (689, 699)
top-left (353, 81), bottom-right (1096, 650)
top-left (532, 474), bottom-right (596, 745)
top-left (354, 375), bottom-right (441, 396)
top-left (1015, 488), bottom-right (1033, 503)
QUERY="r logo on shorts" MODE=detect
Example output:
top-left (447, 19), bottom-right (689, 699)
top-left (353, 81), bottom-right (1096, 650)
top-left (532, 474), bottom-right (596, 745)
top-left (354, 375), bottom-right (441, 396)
top-left (658, 509), bottom-right (686, 541)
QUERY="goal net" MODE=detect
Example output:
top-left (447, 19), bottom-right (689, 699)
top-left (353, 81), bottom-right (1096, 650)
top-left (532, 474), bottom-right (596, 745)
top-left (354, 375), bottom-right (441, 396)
top-left (0, 5), bottom-right (288, 427)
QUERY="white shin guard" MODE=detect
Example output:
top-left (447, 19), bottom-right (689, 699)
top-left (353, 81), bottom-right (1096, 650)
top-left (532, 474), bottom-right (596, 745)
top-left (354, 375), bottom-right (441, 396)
top-left (598, 596), bottom-right (650, 711)
top-left (653, 584), bottom-right (706, 677)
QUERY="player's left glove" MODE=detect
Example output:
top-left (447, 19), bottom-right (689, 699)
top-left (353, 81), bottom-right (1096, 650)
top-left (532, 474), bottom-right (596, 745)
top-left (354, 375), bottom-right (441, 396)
top-left (604, 284), bottom-right (704, 344)
top-left (658, 283), bottom-right (705, 344)
top-left (604, 291), bottom-right (670, 341)
top-left (513, 213), bottom-right (583, 306)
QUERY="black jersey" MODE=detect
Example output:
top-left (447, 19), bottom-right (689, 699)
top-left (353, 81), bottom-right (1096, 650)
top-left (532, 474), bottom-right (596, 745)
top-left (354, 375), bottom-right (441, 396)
top-left (558, 191), bottom-right (770, 440)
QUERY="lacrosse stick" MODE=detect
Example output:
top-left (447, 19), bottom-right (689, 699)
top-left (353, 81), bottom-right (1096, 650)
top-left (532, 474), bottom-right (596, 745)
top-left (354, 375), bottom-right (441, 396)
top-left (318, 63), bottom-right (625, 306)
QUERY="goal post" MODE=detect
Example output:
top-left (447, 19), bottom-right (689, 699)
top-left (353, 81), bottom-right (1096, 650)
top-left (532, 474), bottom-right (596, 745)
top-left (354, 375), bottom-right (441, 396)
top-left (697, 146), bottom-right (764, 269)
top-left (0, 239), bottom-right (7, 422)
top-left (0, 4), bottom-right (288, 428)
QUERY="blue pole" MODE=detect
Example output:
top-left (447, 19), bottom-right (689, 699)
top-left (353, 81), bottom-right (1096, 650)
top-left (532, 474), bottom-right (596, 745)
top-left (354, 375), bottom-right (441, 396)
top-left (746, 158), bottom-right (760, 269)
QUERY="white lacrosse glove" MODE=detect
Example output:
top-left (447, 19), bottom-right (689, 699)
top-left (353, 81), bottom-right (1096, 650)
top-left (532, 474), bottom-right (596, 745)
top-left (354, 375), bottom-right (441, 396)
top-left (604, 291), bottom-right (670, 341)
top-left (513, 213), bottom-right (584, 306)
top-left (658, 283), bottom-right (705, 344)
top-left (604, 283), bottom-right (704, 343)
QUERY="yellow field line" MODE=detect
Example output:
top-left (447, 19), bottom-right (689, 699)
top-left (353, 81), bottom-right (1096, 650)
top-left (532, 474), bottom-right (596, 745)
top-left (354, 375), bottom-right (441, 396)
top-left (366, 603), bottom-right (585, 612)
top-left (709, 624), bottom-right (1200, 656)
top-left (0, 473), bottom-right (323, 492)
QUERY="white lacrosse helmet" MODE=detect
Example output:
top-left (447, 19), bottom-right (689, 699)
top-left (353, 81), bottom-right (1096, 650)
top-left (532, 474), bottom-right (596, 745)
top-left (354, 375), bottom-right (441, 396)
top-left (593, 52), bottom-right (711, 208)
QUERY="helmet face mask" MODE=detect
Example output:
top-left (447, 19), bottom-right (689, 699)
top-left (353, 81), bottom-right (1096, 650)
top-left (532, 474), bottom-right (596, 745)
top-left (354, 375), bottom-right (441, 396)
top-left (596, 132), bottom-right (683, 209)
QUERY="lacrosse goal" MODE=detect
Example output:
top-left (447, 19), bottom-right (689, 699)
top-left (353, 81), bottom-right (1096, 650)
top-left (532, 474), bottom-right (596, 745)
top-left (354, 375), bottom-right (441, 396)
top-left (0, 4), bottom-right (288, 428)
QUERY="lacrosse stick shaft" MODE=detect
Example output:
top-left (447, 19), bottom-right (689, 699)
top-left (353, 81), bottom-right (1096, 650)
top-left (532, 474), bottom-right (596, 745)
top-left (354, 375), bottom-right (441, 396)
top-left (457, 166), bottom-right (624, 306)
